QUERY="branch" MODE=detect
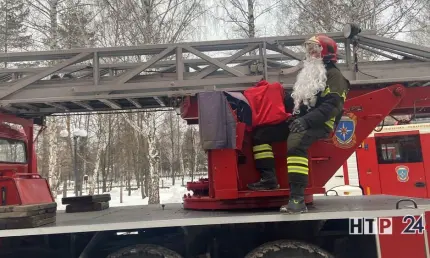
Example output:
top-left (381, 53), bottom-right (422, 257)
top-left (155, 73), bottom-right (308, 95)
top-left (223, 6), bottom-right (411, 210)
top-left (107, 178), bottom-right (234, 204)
top-left (254, 0), bottom-right (282, 19)
top-left (25, 0), bottom-right (51, 18)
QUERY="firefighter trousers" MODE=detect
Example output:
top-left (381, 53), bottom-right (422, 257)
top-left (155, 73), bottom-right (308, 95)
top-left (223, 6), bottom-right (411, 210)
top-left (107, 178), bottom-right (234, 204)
top-left (252, 121), bottom-right (290, 172)
top-left (252, 121), bottom-right (330, 184)
top-left (286, 126), bottom-right (330, 186)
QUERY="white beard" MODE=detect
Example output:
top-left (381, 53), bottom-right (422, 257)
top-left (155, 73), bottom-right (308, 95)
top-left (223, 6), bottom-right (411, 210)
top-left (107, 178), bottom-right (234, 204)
top-left (291, 56), bottom-right (327, 114)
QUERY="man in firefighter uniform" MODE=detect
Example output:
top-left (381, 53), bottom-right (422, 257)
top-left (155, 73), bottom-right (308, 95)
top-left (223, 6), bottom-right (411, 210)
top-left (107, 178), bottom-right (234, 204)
top-left (248, 34), bottom-right (350, 214)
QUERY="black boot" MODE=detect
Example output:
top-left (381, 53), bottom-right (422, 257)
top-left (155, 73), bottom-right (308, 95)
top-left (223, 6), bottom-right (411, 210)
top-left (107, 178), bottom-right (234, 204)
top-left (247, 168), bottom-right (279, 191)
top-left (280, 182), bottom-right (307, 213)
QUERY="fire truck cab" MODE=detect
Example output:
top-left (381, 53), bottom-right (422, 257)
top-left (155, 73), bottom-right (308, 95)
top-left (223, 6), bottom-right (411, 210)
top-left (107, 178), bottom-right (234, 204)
top-left (352, 122), bottom-right (430, 198)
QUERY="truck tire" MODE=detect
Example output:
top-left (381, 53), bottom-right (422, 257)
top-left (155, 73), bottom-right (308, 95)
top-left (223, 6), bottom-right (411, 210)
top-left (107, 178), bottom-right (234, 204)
top-left (245, 240), bottom-right (334, 258)
top-left (106, 244), bottom-right (183, 258)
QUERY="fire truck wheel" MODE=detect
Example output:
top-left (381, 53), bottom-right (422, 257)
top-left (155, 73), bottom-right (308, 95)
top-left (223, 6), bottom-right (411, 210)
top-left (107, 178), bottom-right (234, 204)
top-left (106, 244), bottom-right (183, 258)
top-left (245, 240), bottom-right (334, 258)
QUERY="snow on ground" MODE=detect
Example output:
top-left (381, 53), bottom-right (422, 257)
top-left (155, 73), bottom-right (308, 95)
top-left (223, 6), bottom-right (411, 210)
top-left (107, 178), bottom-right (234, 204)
top-left (55, 177), bottom-right (194, 210)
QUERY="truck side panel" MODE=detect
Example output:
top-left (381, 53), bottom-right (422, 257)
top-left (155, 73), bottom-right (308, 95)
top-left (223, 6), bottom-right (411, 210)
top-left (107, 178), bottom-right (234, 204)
top-left (356, 138), bottom-right (382, 194)
top-left (420, 133), bottom-right (430, 198)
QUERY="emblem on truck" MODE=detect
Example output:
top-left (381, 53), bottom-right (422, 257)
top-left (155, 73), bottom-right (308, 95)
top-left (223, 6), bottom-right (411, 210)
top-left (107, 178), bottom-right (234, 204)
top-left (396, 166), bottom-right (409, 182)
top-left (333, 113), bottom-right (357, 149)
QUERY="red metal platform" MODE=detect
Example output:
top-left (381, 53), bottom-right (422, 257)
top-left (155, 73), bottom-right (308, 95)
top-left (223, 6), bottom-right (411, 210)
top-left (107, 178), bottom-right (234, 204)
top-left (182, 84), bottom-right (406, 210)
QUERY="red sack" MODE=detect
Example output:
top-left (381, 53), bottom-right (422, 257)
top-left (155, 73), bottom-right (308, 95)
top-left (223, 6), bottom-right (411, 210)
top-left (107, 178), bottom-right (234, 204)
top-left (244, 80), bottom-right (292, 128)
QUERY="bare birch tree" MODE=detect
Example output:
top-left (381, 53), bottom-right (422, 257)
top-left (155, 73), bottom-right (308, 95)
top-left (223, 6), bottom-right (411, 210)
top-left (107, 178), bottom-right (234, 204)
top-left (25, 0), bottom-right (62, 50)
top-left (278, 0), bottom-right (426, 38)
top-left (0, 0), bottom-right (32, 56)
top-left (406, 0), bottom-right (430, 46)
top-left (86, 114), bottom-right (108, 195)
top-left (96, 0), bottom-right (206, 47)
top-left (46, 117), bottom-right (61, 198)
top-left (212, 0), bottom-right (281, 38)
top-left (120, 112), bottom-right (164, 204)
top-left (182, 126), bottom-right (200, 181)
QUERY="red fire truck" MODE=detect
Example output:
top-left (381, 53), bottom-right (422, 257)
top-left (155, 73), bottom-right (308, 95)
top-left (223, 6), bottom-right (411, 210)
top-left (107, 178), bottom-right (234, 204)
top-left (0, 24), bottom-right (429, 258)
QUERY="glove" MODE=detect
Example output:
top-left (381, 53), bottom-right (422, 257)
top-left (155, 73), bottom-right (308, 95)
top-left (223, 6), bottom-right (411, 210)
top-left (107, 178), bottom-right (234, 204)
top-left (289, 117), bottom-right (308, 133)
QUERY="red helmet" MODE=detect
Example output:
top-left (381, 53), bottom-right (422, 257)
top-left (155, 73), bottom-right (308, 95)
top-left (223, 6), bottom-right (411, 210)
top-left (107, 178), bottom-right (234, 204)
top-left (304, 34), bottom-right (338, 63)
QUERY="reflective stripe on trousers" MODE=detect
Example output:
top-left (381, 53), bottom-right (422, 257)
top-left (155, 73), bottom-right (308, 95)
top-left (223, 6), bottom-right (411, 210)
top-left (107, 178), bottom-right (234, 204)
top-left (287, 156), bottom-right (309, 175)
top-left (253, 144), bottom-right (274, 159)
top-left (253, 144), bottom-right (275, 169)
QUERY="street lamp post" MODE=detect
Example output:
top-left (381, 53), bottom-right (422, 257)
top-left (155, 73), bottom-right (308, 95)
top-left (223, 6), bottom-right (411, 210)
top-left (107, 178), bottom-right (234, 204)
top-left (60, 128), bottom-right (87, 197)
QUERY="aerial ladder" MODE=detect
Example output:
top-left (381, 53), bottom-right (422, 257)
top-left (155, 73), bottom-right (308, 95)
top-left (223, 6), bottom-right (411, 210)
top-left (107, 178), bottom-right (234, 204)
top-left (0, 24), bottom-right (429, 257)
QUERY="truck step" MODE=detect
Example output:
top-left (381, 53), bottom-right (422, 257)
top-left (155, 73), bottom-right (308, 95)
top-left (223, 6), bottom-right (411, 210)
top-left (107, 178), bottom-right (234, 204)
top-left (0, 202), bottom-right (56, 229)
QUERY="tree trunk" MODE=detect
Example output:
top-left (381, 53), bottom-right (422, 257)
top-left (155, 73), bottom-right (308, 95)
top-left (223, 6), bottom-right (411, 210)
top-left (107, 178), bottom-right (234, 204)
top-left (191, 127), bottom-right (198, 181)
top-left (41, 132), bottom-right (49, 179)
top-left (148, 151), bottom-right (160, 205)
top-left (127, 174), bottom-right (132, 196)
top-left (88, 146), bottom-right (102, 195)
top-left (247, 0), bottom-right (255, 38)
top-left (47, 119), bottom-right (59, 198)
top-left (48, 0), bottom-right (58, 50)
top-left (148, 115), bottom-right (160, 204)
top-left (140, 171), bottom-right (146, 199)
top-left (145, 168), bottom-right (150, 197)
top-left (169, 112), bottom-right (175, 185)
top-left (120, 172), bottom-right (123, 203)
top-left (62, 177), bottom-right (67, 197)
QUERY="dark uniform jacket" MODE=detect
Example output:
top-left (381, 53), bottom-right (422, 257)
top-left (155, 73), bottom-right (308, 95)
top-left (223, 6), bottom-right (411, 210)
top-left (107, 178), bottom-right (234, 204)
top-left (284, 62), bottom-right (350, 131)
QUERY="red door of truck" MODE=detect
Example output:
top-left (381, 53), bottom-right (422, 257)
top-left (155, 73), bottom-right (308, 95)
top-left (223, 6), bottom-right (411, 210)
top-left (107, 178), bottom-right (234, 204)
top-left (374, 132), bottom-right (427, 198)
